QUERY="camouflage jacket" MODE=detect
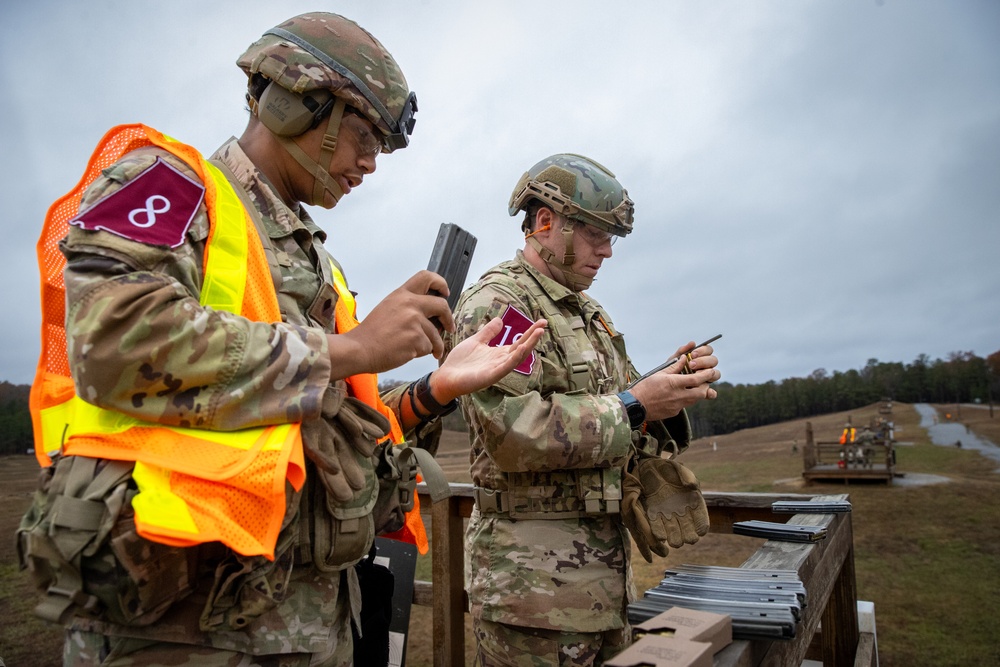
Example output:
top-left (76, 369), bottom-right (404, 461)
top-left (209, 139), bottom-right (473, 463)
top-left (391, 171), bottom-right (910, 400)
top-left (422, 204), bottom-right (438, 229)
top-left (445, 251), bottom-right (690, 633)
top-left (59, 136), bottom-right (429, 654)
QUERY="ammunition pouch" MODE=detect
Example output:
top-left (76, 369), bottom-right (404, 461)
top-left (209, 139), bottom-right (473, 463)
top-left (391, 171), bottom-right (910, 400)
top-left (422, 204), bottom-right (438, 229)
top-left (373, 441), bottom-right (451, 535)
top-left (306, 438), bottom-right (450, 574)
top-left (372, 442), bottom-right (408, 535)
top-left (198, 529), bottom-right (297, 632)
top-left (17, 454), bottom-right (197, 627)
top-left (474, 468), bottom-right (622, 520)
top-left (310, 448), bottom-right (379, 574)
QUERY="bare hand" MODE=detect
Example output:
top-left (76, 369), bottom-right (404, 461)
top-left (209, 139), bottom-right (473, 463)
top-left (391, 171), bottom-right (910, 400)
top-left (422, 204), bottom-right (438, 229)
top-left (328, 271), bottom-right (455, 379)
top-left (631, 340), bottom-right (720, 421)
top-left (429, 317), bottom-right (547, 403)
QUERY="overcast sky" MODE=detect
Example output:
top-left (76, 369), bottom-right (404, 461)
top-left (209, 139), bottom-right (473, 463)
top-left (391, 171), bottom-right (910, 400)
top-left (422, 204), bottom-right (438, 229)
top-left (1, 0), bottom-right (997, 389)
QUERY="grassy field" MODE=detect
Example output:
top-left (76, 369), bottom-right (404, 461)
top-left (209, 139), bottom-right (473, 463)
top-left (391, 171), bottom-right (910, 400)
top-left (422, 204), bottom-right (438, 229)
top-left (3, 402), bottom-right (998, 665)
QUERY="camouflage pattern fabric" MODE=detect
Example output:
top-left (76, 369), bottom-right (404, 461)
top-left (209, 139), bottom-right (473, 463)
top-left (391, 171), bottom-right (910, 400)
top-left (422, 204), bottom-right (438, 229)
top-left (444, 251), bottom-right (690, 636)
top-left (473, 617), bottom-right (628, 667)
top-left (63, 573), bottom-right (353, 665)
top-left (56, 136), bottom-right (410, 658)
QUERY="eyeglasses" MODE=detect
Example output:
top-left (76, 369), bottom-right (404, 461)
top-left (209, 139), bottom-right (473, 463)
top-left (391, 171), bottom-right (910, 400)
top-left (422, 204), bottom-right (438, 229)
top-left (572, 220), bottom-right (618, 247)
top-left (343, 112), bottom-right (382, 158)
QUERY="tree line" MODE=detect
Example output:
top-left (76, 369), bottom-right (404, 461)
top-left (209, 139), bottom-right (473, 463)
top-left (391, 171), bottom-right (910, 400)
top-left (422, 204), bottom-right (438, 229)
top-left (0, 381), bottom-right (32, 456)
top-left (686, 350), bottom-right (1000, 437)
top-left (2, 349), bottom-right (997, 455)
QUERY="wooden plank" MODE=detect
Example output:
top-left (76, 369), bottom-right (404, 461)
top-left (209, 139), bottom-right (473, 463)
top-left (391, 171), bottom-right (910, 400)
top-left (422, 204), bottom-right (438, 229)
top-left (853, 632), bottom-right (877, 667)
top-left (714, 494), bottom-right (858, 667)
top-left (413, 580), bottom-right (433, 607)
top-left (703, 491), bottom-right (818, 532)
top-left (431, 496), bottom-right (466, 667)
top-left (822, 534), bottom-right (859, 666)
top-left (418, 487), bottom-right (870, 667)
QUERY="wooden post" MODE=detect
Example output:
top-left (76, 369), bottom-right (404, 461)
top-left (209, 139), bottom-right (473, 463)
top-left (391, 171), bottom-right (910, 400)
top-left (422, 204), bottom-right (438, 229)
top-left (432, 496), bottom-right (466, 667)
top-left (804, 421), bottom-right (817, 470)
top-left (821, 532), bottom-right (860, 666)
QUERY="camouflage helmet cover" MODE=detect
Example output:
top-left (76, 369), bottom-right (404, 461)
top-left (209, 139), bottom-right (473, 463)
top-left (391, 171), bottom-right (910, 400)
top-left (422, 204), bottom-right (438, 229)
top-left (237, 12), bottom-right (417, 152)
top-left (508, 153), bottom-right (634, 236)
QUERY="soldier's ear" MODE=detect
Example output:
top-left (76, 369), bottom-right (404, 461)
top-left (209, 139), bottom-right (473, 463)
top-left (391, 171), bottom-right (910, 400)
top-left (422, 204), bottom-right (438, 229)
top-left (534, 207), bottom-right (557, 234)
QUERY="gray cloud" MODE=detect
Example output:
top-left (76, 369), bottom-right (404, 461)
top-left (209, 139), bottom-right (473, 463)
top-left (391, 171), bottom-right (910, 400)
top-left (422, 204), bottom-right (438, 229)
top-left (1, 0), bottom-right (997, 388)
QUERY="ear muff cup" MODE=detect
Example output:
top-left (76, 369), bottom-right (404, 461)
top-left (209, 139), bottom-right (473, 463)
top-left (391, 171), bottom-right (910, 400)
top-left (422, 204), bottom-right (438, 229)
top-left (257, 81), bottom-right (335, 137)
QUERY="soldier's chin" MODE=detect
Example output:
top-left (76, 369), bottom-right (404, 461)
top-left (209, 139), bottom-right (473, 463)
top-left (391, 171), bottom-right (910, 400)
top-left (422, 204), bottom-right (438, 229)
top-left (319, 190), bottom-right (341, 209)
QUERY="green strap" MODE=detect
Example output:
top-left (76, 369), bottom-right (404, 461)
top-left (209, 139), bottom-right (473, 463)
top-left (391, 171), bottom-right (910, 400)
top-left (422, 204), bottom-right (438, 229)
top-left (397, 446), bottom-right (450, 505)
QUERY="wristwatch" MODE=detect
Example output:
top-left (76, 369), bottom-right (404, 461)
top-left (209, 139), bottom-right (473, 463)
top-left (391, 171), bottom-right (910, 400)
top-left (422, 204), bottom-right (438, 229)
top-left (617, 390), bottom-right (647, 430)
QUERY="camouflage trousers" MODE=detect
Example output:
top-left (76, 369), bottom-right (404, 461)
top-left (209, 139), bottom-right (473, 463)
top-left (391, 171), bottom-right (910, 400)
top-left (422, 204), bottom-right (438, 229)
top-left (62, 597), bottom-right (353, 667)
top-left (473, 617), bottom-right (629, 667)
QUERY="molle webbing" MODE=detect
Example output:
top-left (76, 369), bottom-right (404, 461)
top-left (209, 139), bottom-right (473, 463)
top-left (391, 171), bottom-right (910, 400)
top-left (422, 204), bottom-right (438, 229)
top-left (18, 456), bottom-right (134, 624)
top-left (473, 468), bottom-right (622, 520)
top-left (493, 264), bottom-right (591, 392)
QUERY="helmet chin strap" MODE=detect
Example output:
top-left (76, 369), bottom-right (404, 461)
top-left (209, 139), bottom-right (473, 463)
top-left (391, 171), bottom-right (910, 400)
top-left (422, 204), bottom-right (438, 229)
top-left (275, 98), bottom-right (347, 208)
top-left (525, 222), bottom-right (595, 291)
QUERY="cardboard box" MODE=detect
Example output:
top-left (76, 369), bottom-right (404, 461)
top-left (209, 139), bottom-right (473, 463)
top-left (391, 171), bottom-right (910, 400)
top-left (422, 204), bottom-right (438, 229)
top-left (605, 635), bottom-right (714, 667)
top-left (632, 607), bottom-right (733, 655)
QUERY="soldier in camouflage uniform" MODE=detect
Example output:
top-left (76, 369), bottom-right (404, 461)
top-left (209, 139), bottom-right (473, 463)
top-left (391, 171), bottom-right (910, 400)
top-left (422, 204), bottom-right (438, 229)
top-left (443, 154), bottom-right (721, 665)
top-left (28, 12), bottom-right (543, 667)
top-left (857, 426), bottom-right (876, 469)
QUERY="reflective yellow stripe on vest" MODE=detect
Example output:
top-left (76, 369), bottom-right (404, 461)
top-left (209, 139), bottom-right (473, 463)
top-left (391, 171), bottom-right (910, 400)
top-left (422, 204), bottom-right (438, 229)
top-left (328, 260), bottom-right (405, 445)
top-left (199, 159), bottom-right (248, 313)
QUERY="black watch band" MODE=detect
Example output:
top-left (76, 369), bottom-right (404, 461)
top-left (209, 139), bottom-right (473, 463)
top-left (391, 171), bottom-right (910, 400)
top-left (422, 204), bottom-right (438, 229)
top-left (414, 372), bottom-right (458, 420)
top-left (617, 390), bottom-right (647, 430)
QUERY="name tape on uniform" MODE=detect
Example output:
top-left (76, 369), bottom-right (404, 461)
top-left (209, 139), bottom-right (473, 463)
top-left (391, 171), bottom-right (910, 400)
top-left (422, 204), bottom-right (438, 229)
top-left (70, 158), bottom-right (206, 248)
top-left (488, 304), bottom-right (537, 375)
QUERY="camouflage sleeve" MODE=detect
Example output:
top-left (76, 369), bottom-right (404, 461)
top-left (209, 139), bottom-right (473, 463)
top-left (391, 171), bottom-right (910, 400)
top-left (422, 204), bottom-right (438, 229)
top-left (380, 383), bottom-right (443, 455)
top-left (624, 358), bottom-right (691, 456)
top-left (447, 282), bottom-right (633, 472)
top-left (642, 413), bottom-right (692, 457)
top-left (62, 149), bottom-right (330, 430)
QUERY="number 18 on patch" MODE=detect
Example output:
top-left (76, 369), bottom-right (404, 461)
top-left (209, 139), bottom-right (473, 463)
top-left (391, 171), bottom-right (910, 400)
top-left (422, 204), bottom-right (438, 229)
top-left (488, 304), bottom-right (537, 375)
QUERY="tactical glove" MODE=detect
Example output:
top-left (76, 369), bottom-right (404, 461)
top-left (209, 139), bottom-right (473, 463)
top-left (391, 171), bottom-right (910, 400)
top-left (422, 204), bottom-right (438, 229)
top-left (301, 385), bottom-right (391, 502)
top-left (621, 456), bottom-right (710, 563)
top-left (335, 396), bottom-right (391, 459)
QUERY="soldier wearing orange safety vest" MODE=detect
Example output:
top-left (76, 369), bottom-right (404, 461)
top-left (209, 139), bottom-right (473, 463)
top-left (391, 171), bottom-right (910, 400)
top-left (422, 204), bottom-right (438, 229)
top-left (19, 12), bottom-right (543, 666)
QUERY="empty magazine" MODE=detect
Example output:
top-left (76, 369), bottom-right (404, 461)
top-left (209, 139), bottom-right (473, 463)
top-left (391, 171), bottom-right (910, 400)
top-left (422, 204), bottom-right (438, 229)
top-left (733, 520), bottom-right (827, 542)
top-left (771, 500), bottom-right (852, 514)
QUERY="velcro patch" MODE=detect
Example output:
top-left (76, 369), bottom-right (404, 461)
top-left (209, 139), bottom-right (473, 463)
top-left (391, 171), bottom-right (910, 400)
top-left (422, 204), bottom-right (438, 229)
top-left (70, 158), bottom-right (205, 248)
top-left (488, 304), bottom-right (537, 375)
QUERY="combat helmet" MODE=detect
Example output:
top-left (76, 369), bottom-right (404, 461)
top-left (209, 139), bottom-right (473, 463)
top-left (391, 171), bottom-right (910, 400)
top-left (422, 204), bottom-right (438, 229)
top-left (510, 153), bottom-right (633, 290)
top-left (237, 13), bottom-right (418, 206)
top-left (509, 153), bottom-right (634, 237)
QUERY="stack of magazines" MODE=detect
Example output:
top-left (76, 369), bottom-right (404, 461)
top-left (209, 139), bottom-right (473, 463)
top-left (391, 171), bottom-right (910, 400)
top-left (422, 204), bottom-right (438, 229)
top-left (627, 564), bottom-right (806, 640)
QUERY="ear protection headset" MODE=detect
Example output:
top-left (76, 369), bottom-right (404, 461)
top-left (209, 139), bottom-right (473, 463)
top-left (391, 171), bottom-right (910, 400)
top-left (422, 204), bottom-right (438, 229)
top-left (256, 81), bottom-right (335, 137)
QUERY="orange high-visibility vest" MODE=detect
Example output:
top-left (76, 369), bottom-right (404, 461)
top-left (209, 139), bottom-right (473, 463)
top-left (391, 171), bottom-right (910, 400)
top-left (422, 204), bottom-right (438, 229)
top-left (839, 427), bottom-right (856, 444)
top-left (31, 124), bottom-right (419, 562)
top-left (329, 264), bottom-right (429, 554)
top-left (30, 124), bottom-right (300, 559)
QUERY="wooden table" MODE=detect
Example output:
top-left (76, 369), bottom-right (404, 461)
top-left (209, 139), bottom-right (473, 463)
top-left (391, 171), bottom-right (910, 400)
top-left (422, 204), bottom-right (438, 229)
top-left (414, 486), bottom-right (876, 667)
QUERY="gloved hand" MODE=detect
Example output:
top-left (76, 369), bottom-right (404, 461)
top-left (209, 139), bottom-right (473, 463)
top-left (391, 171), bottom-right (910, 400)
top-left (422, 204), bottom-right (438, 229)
top-left (335, 396), bottom-right (391, 459)
top-left (621, 455), bottom-right (710, 563)
top-left (301, 385), bottom-right (390, 502)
